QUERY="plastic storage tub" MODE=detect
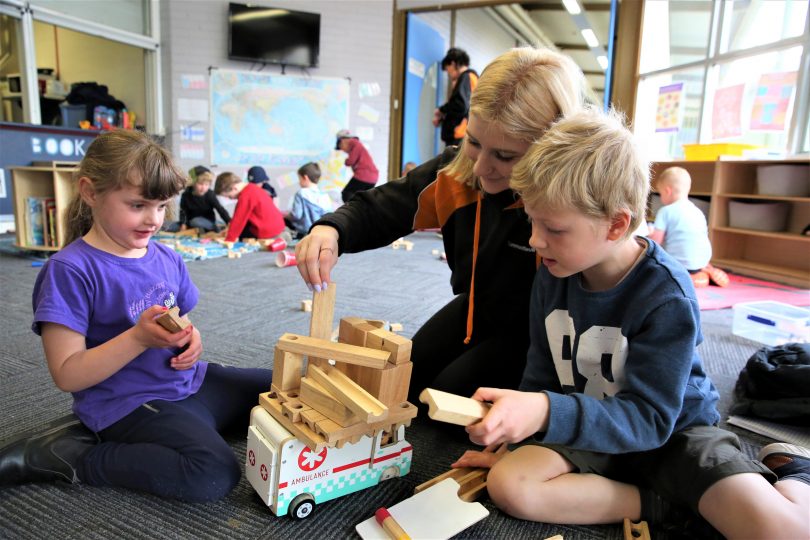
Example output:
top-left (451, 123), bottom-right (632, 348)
top-left (683, 143), bottom-right (759, 161)
top-left (732, 301), bottom-right (810, 346)
top-left (756, 165), bottom-right (810, 197)
top-left (728, 200), bottom-right (788, 231)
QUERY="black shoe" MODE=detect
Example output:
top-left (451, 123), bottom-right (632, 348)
top-left (0, 415), bottom-right (98, 486)
top-left (758, 443), bottom-right (810, 486)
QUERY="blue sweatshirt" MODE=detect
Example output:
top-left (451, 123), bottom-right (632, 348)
top-left (521, 239), bottom-right (720, 453)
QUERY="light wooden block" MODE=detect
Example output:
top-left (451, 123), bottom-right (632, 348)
top-left (270, 347), bottom-right (304, 392)
top-left (308, 282), bottom-right (336, 368)
top-left (277, 333), bottom-right (390, 369)
top-left (365, 328), bottom-right (412, 365)
top-left (301, 299), bottom-right (312, 312)
top-left (281, 398), bottom-right (310, 423)
top-left (259, 391), bottom-right (325, 451)
top-left (308, 364), bottom-right (388, 422)
top-left (337, 361), bottom-right (412, 408)
top-left (338, 317), bottom-right (376, 346)
top-left (419, 388), bottom-right (491, 426)
top-left (623, 519), bottom-right (650, 540)
top-left (155, 306), bottom-right (189, 333)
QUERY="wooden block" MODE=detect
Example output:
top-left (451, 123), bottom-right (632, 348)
top-left (389, 322), bottom-right (403, 332)
top-left (308, 282), bottom-right (336, 368)
top-left (308, 364), bottom-right (388, 422)
top-left (337, 361), bottom-right (412, 408)
top-left (338, 317), bottom-right (377, 347)
top-left (258, 392), bottom-right (326, 451)
top-left (419, 388), bottom-right (491, 426)
top-left (277, 333), bottom-right (390, 369)
top-left (155, 306), bottom-right (189, 333)
top-left (281, 398), bottom-right (310, 423)
top-left (544, 536), bottom-right (564, 540)
top-left (270, 347), bottom-right (304, 392)
top-left (623, 519), bottom-right (650, 540)
top-left (301, 299), bottom-right (312, 312)
top-left (365, 328), bottom-right (412, 365)
top-left (300, 408), bottom-right (328, 432)
top-left (299, 376), bottom-right (359, 427)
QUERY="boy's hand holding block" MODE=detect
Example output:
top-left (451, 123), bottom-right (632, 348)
top-left (419, 388), bottom-right (490, 426)
top-left (156, 306), bottom-right (190, 333)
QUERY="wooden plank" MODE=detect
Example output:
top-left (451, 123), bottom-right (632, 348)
top-left (308, 282), bottom-right (336, 368)
top-left (277, 333), bottom-right (390, 369)
top-left (308, 364), bottom-right (389, 422)
top-left (299, 376), bottom-right (360, 427)
top-left (419, 388), bottom-right (491, 426)
top-left (270, 347), bottom-right (304, 392)
top-left (281, 398), bottom-right (310, 423)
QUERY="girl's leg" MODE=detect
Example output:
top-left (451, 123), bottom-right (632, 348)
top-left (189, 363), bottom-right (273, 434)
top-left (487, 445), bottom-right (642, 524)
top-left (188, 216), bottom-right (216, 232)
top-left (80, 397), bottom-right (241, 502)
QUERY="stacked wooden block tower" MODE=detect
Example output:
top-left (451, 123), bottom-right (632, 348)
top-left (259, 283), bottom-right (418, 451)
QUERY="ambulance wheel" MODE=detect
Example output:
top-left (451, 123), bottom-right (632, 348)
top-left (289, 494), bottom-right (315, 520)
top-left (380, 466), bottom-right (400, 481)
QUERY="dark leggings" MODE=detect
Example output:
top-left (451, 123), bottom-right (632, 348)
top-left (78, 363), bottom-right (272, 502)
top-left (341, 178), bottom-right (375, 203)
top-left (407, 294), bottom-right (530, 404)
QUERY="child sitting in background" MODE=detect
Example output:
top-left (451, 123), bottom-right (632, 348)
top-left (285, 162), bottom-right (333, 238)
top-left (648, 166), bottom-right (728, 287)
top-left (247, 165), bottom-right (277, 199)
top-left (453, 108), bottom-right (810, 539)
top-left (178, 166), bottom-right (231, 233)
top-left (214, 171), bottom-right (288, 244)
top-left (0, 130), bottom-right (273, 501)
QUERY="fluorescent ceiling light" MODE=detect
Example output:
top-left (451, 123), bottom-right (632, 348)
top-left (597, 55), bottom-right (608, 70)
top-left (581, 28), bottom-right (599, 48)
top-left (562, 0), bottom-right (581, 15)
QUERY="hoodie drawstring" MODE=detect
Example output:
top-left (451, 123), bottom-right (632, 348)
top-left (464, 193), bottom-right (482, 345)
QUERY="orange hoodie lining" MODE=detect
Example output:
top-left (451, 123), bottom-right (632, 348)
top-left (464, 193), bottom-right (482, 345)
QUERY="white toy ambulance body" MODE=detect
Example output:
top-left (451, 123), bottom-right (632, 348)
top-left (246, 406), bottom-right (413, 519)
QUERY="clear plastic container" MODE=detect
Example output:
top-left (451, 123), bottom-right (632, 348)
top-left (732, 301), bottom-right (810, 346)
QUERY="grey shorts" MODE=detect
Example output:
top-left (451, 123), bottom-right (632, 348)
top-left (536, 425), bottom-right (775, 512)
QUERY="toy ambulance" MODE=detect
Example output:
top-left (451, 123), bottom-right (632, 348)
top-left (246, 405), bottom-right (413, 519)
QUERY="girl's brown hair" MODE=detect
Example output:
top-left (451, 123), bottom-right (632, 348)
top-left (214, 172), bottom-right (241, 195)
top-left (64, 130), bottom-right (186, 245)
top-left (442, 47), bottom-right (586, 189)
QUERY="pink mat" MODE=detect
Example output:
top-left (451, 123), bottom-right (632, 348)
top-left (696, 273), bottom-right (810, 310)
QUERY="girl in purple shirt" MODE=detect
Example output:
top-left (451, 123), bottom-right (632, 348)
top-left (0, 130), bottom-right (272, 502)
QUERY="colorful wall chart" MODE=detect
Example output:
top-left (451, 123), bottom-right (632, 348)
top-left (655, 82), bottom-right (684, 133)
top-left (750, 71), bottom-right (797, 131)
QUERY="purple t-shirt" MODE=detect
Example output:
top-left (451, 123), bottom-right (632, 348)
top-left (32, 239), bottom-right (207, 432)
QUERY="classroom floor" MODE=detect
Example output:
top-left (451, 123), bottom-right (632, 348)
top-left (0, 232), bottom-right (771, 539)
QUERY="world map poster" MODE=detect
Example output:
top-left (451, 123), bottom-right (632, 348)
top-left (210, 69), bottom-right (350, 168)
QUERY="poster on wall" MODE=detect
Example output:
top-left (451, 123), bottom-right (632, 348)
top-left (711, 84), bottom-right (744, 140)
top-left (210, 69), bottom-right (349, 169)
top-left (750, 71), bottom-right (797, 132)
top-left (655, 82), bottom-right (684, 133)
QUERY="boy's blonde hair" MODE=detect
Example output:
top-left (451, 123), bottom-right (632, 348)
top-left (510, 107), bottom-right (650, 238)
top-left (65, 130), bottom-right (186, 245)
top-left (656, 166), bottom-right (691, 197)
top-left (443, 46), bottom-right (585, 188)
top-left (214, 172), bottom-right (241, 195)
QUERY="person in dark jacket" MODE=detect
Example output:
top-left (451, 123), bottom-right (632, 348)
top-left (335, 130), bottom-right (379, 203)
top-left (433, 48), bottom-right (479, 147)
top-left (178, 166), bottom-right (231, 232)
top-left (296, 47), bottom-right (586, 404)
top-left (247, 166), bottom-right (278, 199)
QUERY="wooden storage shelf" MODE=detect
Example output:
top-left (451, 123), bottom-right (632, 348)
top-left (11, 164), bottom-right (78, 251)
top-left (650, 158), bottom-right (810, 288)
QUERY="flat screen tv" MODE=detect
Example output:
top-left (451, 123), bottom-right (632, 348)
top-left (228, 3), bottom-right (320, 68)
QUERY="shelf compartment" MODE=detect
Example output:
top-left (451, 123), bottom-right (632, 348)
top-left (711, 229), bottom-right (810, 288)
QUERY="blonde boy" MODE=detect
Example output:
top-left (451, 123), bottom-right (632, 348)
top-left (454, 108), bottom-right (810, 539)
top-left (648, 166), bottom-right (727, 287)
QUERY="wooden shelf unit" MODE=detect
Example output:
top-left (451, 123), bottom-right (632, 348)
top-left (650, 158), bottom-right (810, 288)
top-left (11, 164), bottom-right (78, 251)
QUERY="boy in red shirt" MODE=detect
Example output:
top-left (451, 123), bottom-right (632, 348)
top-left (214, 172), bottom-right (287, 243)
top-left (335, 129), bottom-right (379, 202)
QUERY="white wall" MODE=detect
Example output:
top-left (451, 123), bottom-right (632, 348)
top-left (160, 0), bottom-right (393, 207)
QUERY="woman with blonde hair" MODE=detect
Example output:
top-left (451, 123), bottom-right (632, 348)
top-left (296, 47), bottom-right (585, 403)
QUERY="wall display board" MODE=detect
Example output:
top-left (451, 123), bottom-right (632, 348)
top-left (210, 69), bottom-right (349, 169)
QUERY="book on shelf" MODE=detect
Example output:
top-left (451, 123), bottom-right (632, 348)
top-left (26, 197), bottom-right (45, 246)
top-left (47, 202), bottom-right (57, 247)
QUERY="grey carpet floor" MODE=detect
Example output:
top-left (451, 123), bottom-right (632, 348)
top-left (0, 232), bottom-right (773, 539)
